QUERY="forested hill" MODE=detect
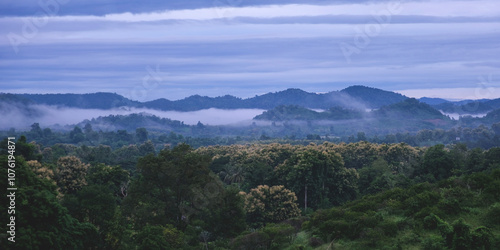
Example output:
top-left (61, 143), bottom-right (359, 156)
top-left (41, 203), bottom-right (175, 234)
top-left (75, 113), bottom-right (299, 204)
top-left (340, 85), bottom-right (408, 108)
top-left (6, 86), bottom-right (409, 111)
top-left (5, 86), bottom-right (500, 113)
top-left (19, 92), bottom-right (141, 109)
top-left (254, 105), bottom-right (363, 121)
top-left (254, 99), bottom-right (449, 122)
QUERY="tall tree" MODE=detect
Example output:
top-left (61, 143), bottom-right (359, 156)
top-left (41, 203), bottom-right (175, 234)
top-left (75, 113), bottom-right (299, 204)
top-left (124, 144), bottom-right (223, 230)
top-left (276, 147), bottom-right (358, 209)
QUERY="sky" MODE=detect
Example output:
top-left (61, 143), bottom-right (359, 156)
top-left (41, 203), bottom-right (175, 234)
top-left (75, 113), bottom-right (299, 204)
top-left (1, 0), bottom-right (499, 102)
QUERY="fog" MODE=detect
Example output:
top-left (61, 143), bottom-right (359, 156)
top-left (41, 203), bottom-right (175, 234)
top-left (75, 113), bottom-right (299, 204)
top-left (442, 112), bottom-right (488, 120)
top-left (0, 103), bottom-right (266, 130)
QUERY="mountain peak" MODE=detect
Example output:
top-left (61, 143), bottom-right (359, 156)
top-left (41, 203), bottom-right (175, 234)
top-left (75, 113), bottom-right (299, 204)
top-left (340, 85), bottom-right (408, 108)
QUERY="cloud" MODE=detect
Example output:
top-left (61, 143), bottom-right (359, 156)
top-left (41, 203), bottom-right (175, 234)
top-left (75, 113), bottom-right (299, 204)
top-left (1, 0), bottom-right (499, 101)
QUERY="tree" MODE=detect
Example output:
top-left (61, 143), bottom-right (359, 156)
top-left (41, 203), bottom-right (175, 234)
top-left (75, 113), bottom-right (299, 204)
top-left (55, 156), bottom-right (89, 195)
top-left (465, 148), bottom-right (485, 173)
top-left (30, 122), bottom-right (43, 138)
top-left (219, 165), bottom-right (245, 186)
top-left (419, 144), bottom-right (454, 181)
top-left (358, 158), bottom-right (395, 195)
top-left (86, 163), bottom-right (130, 199)
top-left (276, 147), bottom-right (358, 209)
top-left (136, 127), bottom-right (148, 142)
top-left (205, 185), bottom-right (247, 238)
top-left (242, 185), bottom-right (300, 227)
top-left (138, 140), bottom-right (156, 156)
top-left (124, 144), bottom-right (223, 230)
top-left (70, 126), bottom-right (85, 143)
top-left (485, 147), bottom-right (500, 169)
top-left (135, 224), bottom-right (184, 250)
top-left (0, 155), bottom-right (98, 249)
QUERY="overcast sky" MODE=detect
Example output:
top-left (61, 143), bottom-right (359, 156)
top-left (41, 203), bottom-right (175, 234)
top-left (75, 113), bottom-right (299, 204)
top-left (1, 0), bottom-right (499, 101)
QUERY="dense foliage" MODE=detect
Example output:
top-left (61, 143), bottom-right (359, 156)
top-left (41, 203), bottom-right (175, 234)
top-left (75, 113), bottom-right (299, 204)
top-left (1, 133), bottom-right (499, 249)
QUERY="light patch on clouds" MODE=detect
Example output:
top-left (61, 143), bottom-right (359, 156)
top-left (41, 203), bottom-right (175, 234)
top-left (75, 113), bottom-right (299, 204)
top-left (3, 1), bottom-right (499, 23)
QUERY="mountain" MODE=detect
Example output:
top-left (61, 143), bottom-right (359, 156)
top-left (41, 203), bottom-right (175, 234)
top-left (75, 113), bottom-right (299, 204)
top-left (0, 93), bottom-right (35, 105)
top-left (340, 85), bottom-right (408, 108)
top-left (0, 93), bottom-right (42, 120)
top-left (9, 86), bottom-right (500, 114)
top-left (19, 92), bottom-right (141, 109)
top-left (244, 88), bottom-right (322, 109)
top-left (255, 99), bottom-right (448, 124)
top-left (77, 113), bottom-right (188, 132)
top-left (433, 101), bottom-right (495, 115)
top-left (375, 98), bottom-right (447, 120)
top-left (254, 105), bottom-right (363, 121)
top-left (419, 97), bottom-right (450, 105)
top-left (11, 86), bottom-right (411, 111)
top-left (144, 95), bottom-right (244, 111)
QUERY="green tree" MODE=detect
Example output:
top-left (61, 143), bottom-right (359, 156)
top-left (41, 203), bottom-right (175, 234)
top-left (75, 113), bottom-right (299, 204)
top-left (276, 147), bottom-right (358, 209)
top-left (135, 224), bottom-right (184, 250)
top-left (419, 144), bottom-right (454, 181)
top-left (30, 122), bottom-right (43, 138)
top-left (358, 158), bottom-right (395, 195)
top-left (0, 155), bottom-right (99, 249)
top-left (136, 127), bottom-right (148, 142)
top-left (485, 147), bottom-right (500, 169)
top-left (465, 147), bottom-right (485, 173)
top-left (55, 156), bottom-right (89, 195)
top-left (204, 185), bottom-right (247, 238)
top-left (70, 126), bottom-right (85, 143)
top-left (243, 185), bottom-right (301, 227)
top-left (124, 144), bottom-right (223, 230)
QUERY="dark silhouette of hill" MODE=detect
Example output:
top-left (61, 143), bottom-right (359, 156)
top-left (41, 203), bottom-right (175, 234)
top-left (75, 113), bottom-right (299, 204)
top-left (12, 86), bottom-right (408, 111)
top-left (254, 105), bottom-right (363, 121)
top-left (375, 98), bottom-right (447, 120)
top-left (8, 86), bottom-right (500, 114)
top-left (18, 92), bottom-right (141, 109)
top-left (419, 97), bottom-right (450, 105)
top-left (340, 85), bottom-right (408, 108)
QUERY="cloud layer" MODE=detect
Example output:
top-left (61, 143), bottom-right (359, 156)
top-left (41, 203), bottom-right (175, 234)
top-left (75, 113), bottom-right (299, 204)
top-left (1, 0), bottom-right (499, 100)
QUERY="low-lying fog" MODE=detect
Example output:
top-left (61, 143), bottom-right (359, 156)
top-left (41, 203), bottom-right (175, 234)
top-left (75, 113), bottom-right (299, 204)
top-left (0, 103), bottom-right (266, 130)
top-left (441, 112), bottom-right (488, 120)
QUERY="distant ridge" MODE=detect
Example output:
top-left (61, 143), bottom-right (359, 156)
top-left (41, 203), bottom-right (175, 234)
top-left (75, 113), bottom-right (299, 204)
top-left (11, 86), bottom-right (409, 111)
top-left (18, 92), bottom-right (140, 109)
top-left (5, 85), bottom-right (500, 113)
